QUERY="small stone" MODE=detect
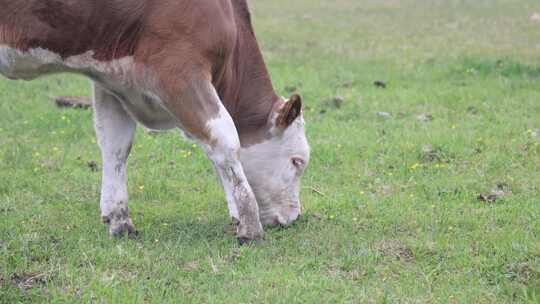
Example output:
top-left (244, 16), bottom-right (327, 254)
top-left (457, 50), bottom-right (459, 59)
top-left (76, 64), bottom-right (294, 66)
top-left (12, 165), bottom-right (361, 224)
top-left (374, 81), bottom-right (387, 88)
top-left (478, 183), bottom-right (511, 203)
top-left (377, 112), bottom-right (392, 119)
top-left (87, 161), bottom-right (99, 172)
top-left (477, 194), bottom-right (498, 203)
top-left (491, 183), bottom-right (510, 198)
top-left (467, 106), bottom-right (478, 114)
top-left (416, 114), bottom-right (434, 122)
top-left (332, 96), bottom-right (345, 108)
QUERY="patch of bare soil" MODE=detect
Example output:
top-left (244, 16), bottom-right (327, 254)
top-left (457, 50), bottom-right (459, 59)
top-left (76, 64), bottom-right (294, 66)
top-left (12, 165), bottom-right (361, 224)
top-left (11, 272), bottom-right (49, 290)
top-left (375, 240), bottom-right (414, 263)
top-left (505, 262), bottom-right (540, 285)
top-left (182, 261), bottom-right (200, 272)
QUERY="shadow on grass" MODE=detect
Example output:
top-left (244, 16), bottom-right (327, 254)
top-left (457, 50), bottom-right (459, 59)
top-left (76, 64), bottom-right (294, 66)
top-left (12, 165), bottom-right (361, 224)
top-left (130, 215), bottom-right (315, 246)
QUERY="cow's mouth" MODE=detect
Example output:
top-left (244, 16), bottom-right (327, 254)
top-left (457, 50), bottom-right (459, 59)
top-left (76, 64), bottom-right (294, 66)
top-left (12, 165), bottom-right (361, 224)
top-left (260, 208), bottom-right (301, 228)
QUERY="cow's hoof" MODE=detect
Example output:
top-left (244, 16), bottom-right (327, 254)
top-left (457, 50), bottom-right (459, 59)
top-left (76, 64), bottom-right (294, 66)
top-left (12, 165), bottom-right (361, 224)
top-left (102, 215), bottom-right (138, 239)
top-left (237, 237), bottom-right (264, 246)
top-left (109, 222), bottom-right (139, 239)
top-left (236, 222), bottom-right (264, 245)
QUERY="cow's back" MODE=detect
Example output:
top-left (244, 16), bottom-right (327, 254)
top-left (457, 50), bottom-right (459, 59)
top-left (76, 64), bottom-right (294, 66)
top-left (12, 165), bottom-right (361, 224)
top-left (0, 0), bottom-right (148, 61)
top-left (2, 0), bottom-right (237, 58)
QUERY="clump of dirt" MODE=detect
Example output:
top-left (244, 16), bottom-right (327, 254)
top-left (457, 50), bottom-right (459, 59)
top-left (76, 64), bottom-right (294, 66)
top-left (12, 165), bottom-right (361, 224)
top-left (87, 161), bottom-right (99, 172)
top-left (52, 96), bottom-right (92, 109)
top-left (11, 272), bottom-right (49, 290)
top-left (375, 240), bottom-right (414, 263)
top-left (421, 145), bottom-right (453, 163)
top-left (331, 96), bottom-right (345, 108)
top-left (416, 114), bottom-right (434, 123)
top-left (374, 80), bottom-right (387, 88)
top-left (467, 106), bottom-right (478, 114)
top-left (477, 183), bottom-right (511, 203)
top-left (505, 261), bottom-right (540, 285)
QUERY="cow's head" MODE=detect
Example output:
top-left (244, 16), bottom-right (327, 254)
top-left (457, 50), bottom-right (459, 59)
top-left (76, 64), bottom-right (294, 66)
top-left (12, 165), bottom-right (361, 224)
top-left (240, 94), bottom-right (310, 227)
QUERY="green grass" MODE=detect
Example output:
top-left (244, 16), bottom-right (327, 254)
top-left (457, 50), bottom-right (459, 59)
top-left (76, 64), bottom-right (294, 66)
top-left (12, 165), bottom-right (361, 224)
top-left (1, 0), bottom-right (540, 302)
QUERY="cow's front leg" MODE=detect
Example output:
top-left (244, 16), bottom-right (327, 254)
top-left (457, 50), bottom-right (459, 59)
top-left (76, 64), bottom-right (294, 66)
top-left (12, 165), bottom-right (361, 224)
top-left (205, 131), bottom-right (263, 243)
top-left (93, 83), bottom-right (137, 238)
top-left (161, 78), bottom-right (263, 243)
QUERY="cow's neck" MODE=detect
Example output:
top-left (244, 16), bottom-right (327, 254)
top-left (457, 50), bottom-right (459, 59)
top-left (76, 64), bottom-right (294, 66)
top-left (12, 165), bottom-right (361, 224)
top-left (215, 14), bottom-right (279, 146)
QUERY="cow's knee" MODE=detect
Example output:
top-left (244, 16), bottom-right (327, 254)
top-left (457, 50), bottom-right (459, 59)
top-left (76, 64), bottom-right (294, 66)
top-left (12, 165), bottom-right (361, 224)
top-left (204, 107), bottom-right (241, 163)
top-left (199, 107), bottom-right (263, 240)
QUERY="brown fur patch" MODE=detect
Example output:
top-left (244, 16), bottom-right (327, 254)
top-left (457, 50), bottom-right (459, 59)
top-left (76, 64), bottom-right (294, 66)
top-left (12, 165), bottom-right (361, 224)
top-left (1, 0), bottom-right (144, 60)
top-left (1, 0), bottom-right (281, 145)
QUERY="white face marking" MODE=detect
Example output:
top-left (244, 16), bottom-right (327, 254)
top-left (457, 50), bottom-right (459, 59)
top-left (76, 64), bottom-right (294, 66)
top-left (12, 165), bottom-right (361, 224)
top-left (240, 115), bottom-right (310, 226)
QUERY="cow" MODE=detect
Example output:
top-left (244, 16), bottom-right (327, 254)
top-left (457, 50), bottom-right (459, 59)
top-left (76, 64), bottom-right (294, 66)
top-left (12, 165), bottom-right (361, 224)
top-left (0, 0), bottom-right (310, 243)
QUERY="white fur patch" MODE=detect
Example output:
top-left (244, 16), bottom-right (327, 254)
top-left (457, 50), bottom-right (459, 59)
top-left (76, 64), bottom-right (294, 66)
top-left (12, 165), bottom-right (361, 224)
top-left (239, 115), bottom-right (310, 225)
top-left (93, 83), bottom-right (135, 219)
top-left (205, 102), bottom-right (242, 219)
top-left (206, 106), bottom-right (241, 153)
top-left (0, 46), bottom-right (177, 130)
top-left (0, 46), bottom-right (135, 81)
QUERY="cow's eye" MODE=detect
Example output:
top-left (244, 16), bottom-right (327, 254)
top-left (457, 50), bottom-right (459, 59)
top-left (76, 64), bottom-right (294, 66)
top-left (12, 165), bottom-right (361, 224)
top-left (291, 157), bottom-right (305, 169)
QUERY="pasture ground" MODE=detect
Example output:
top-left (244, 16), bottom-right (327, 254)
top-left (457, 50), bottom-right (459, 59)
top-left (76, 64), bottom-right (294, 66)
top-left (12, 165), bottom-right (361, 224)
top-left (1, 1), bottom-right (540, 302)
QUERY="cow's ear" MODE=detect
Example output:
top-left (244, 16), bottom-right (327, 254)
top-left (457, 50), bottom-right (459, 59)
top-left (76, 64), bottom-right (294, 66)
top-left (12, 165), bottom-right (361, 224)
top-left (276, 94), bottom-right (302, 128)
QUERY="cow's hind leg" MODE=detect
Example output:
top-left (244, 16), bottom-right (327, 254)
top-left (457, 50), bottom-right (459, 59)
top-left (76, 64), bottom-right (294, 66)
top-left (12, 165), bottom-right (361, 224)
top-left (162, 78), bottom-right (264, 243)
top-left (93, 83), bottom-right (137, 238)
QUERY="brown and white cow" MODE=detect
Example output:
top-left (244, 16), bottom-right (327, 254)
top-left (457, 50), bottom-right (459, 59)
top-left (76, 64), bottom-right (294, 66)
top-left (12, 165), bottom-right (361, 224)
top-left (0, 0), bottom-right (310, 243)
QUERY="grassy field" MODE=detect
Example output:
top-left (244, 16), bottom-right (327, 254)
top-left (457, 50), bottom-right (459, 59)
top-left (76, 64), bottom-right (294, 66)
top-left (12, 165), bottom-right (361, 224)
top-left (1, 0), bottom-right (540, 302)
